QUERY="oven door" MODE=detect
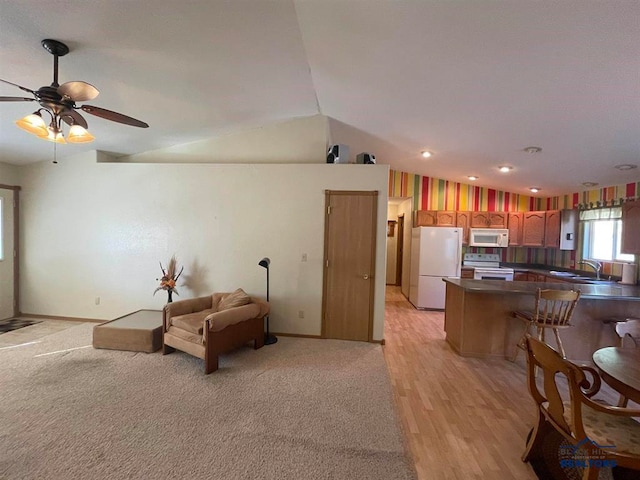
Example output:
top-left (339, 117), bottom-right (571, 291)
top-left (473, 268), bottom-right (514, 281)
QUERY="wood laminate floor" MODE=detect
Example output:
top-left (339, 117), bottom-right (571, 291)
top-left (383, 286), bottom-right (539, 479)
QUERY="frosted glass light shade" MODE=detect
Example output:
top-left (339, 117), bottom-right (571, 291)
top-left (41, 128), bottom-right (67, 144)
top-left (15, 113), bottom-right (48, 137)
top-left (67, 125), bottom-right (95, 143)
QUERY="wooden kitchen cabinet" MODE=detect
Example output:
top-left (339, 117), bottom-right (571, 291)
top-left (461, 268), bottom-right (474, 279)
top-left (470, 211), bottom-right (507, 228)
top-left (456, 211), bottom-right (472, 245)
top-left (488, 212), bottom-right (508, 228)
top-left (522, 211), bottom-right (546, 247)
top-left (471, 211), bottom-right (491, 228)
top-left (544, 210), bottom-right (561, 248)
top-left (622, 199), bottom-right (640, 254)
top-left (513, 272), bottom-right (528, 281)
top-left (436, 211), bottom-right (456, 226)
top-left (415, 210), bottom-right (438, 226)
top-left (508, 212), bottom-right (524, 246)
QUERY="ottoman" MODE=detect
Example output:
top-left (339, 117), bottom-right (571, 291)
top-left (93, 309), bottom-right (162, 353)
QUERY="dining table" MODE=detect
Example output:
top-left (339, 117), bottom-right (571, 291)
top-left (592, 347), bottom-right (640, 405)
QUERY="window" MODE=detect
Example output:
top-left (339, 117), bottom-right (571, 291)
top-left (582, 218), bottom-right (634, 262)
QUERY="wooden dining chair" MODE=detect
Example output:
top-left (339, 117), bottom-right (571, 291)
top-left (512, 288), bottom-right (581, 361)
top-left (522, 336), bottom-right (640, 479)
top-left (615, 319), bottom-right (640, 348)
top-left (613, 319), bottom-right (640, 407)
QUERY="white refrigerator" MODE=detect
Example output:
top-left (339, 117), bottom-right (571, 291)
top-left (409, 226), bottom-right (462, 309)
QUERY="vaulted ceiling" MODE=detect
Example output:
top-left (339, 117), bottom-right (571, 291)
top-left (1, 1), bottom-right (638, 196)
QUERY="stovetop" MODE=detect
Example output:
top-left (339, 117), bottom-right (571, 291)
top-left (463, 253), bottom-right (514, 272)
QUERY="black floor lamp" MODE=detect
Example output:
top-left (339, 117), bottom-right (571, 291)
top-left (258, 257), bottom-right (277, 345)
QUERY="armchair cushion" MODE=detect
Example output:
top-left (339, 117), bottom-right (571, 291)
top-left (205, 303), bottom-right (261, 333)
top-left (217, 288), bottom-right (251, 311)
top-left (171, 309), bottom-right (216, 335)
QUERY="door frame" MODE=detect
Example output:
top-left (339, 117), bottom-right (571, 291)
top-left (395, 213), bottom-right (404, 286)
top-left (0, 184), bottom-right (20, 318)
top-left (321, 190), bottom-right (378, 342)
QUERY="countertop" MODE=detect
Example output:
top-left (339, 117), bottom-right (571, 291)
top-left (443, 278), bottom-right (640, 301)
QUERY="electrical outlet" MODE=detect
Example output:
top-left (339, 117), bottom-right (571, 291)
top-left (298, 310), bottom-right (305, 319)
top-left (301, 253), bottom-right (307, 262)
top-left (95, 297), bottom-right (101, 305)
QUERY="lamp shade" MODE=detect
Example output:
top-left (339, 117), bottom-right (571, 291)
top-left (41, 129), bottom-right (67, 144)
top-left (258, 257), bottom-right (270, 269)
top-left (67, 125), bottom-right (95, 143)
top-left (15, 113), bottom-right (48, 137)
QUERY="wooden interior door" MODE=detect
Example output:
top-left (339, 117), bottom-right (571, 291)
top-left (322, 190), bottom-right (377, 341)
top-left (0, 186), bottom-right (18, 320)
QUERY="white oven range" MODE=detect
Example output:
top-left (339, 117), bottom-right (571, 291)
top-left (463, 253), bottom-right (514, 281)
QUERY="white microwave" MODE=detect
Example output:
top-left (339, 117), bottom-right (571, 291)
top-left (469, 228), bottom-right (509, 248)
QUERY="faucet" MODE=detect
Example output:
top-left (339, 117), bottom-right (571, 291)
top-left (578, 260), bottom-right (602, 280)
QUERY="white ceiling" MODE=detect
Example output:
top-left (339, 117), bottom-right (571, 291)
top-left (1, 0), bottom-right (638, 196)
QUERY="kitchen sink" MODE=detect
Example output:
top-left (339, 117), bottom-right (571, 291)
top-left (570, 276), bottom-right (617, 284)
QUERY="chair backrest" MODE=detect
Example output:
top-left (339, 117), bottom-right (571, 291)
top-left (532, 288), bottom-right (581, 327)
top-left (523, 336), bottom-right (599, 442)
top-left (615, 319), bottom-right (640, 348)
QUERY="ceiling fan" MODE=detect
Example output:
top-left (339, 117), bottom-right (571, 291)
top-left (0, 39), bottom-right (148, 144)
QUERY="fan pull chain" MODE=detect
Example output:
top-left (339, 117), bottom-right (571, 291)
top-left (53, 141), bottom-right (58, 164)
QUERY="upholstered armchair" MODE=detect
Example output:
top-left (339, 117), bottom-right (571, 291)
top-left (162, 289), bottom-right (269, 374)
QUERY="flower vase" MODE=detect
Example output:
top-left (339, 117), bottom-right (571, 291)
top-left (167, 290), bottom-right (173, 303)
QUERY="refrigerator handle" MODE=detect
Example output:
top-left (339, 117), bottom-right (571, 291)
top-left (456, 231), bottom-right (461, 273)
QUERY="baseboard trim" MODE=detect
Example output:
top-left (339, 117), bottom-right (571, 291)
top-left (271, 332), bottom-right (322, 339)
top-left (18, 313), bottom-right (103, 323)
top-left (272, 332), bottom-right (385, 345)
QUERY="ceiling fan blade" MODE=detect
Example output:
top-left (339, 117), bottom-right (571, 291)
top-left (60, 109), bottom-right (88, 129)
top-left (0, 78), bottom-right (35, 95)
top-left (58, 81), bottom-right (99, 102)
top-left (81, 105), bottom-right (149, 128)
top-left (0, 96), bottom-right (35, 102)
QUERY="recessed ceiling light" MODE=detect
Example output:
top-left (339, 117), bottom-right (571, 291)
top-left (498, 166), bottom-right (512, 173)
top-left (467, 176), bottom-right (479, 181)
top-left (421, 151), bottom-right (432, 158)
top-left (581, 182), bottom-right (599, 187)
top-left (523, 146), bottom-right (542, 154)
top-left (529, 187), bottom-right (541, 193)
top-left (615, 164), bottom-right (637, 171)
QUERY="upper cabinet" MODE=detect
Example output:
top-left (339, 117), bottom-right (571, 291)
top-left (470, 211), bottom-right (508, 228)
top-left (508, 212), bottom-right (524, 246)
top-left (415, 210), bottom-right (438, 226)
top-left (622, 199), bottom-right (640, 254)
top-left (456, 211), bottom-right (471, 245)
top-left (413, 208), bottom-right (572, 249)
top-left (544, 210), bottom-right (561, 249)
top-left (522, 211), bottom-right (546, 247)
top-left (436, 211), bottom-right (456, 226)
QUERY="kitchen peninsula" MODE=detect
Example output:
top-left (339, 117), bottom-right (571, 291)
top-left (443, 278), bottom-right (640, 362)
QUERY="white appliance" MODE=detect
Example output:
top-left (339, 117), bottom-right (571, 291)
top-left (409, 227), bottom-right (462, 309)
top-left (469, 228), bottom-right (509, 247)
top-left (463, 253), bottom-right (514, 281)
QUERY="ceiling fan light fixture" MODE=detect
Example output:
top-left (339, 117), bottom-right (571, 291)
top-left (67, 124), bottom-right (95, 143)
top-left (15, 112), bottom-right (48, 137)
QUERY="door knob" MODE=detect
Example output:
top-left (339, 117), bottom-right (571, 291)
top-left (362, 274), bottom-right (370, 280)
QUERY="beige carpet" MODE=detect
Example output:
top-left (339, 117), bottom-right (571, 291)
top-left (0, 323), bottom-right (416, 480)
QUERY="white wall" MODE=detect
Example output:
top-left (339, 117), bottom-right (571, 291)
top-left (121, 115), bottom-right (329, 164)
top-left (19, 152), bottom-right (389, 340)
top-left (386, 204), bottom-right (398, 284)
top-left (0, 162), bottom-right (19, 185)
top-left (398, 198), bottom-right (413, 297)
